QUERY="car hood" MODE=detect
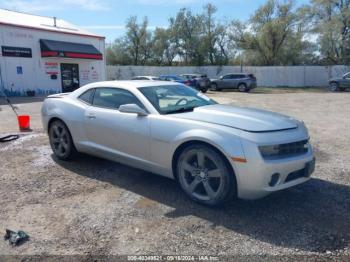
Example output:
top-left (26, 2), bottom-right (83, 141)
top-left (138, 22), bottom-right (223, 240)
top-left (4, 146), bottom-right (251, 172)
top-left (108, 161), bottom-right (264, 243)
top-left (329, 77), bottom-right (342, 82)
top-left (171, 104), bottom-right (298, 132)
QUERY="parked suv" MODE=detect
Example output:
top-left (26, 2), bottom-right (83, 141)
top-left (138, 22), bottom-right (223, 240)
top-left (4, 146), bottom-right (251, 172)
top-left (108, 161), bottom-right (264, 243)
top-left (211, 73), bottom-right (257, 92)
top-left (180, 74), bottom-right (211, 93)
top-left (329, 72), bottom-right (350, 92)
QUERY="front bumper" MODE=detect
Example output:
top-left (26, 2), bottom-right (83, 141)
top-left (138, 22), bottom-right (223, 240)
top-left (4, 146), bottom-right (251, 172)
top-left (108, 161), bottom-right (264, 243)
top-left (233, 137), bottom-right (315, 200)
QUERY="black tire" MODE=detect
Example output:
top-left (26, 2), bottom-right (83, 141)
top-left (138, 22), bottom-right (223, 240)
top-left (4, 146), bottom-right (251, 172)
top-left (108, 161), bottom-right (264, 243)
top-left (329, 82), bottom-right (339, 92)
top-left (49, 120), bottom-right (77, 161)
top-left (211, 83), bottom-right (221, 91)
top-left (195, 84), bottom-right (207, 93)
top-left (238, 83), bottom-right (248, 92)
top-left (176, 144), bottom-right (236, 206)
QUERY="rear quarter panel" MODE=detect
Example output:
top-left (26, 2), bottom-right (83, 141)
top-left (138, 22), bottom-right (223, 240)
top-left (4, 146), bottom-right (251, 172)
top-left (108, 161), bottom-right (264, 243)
top-left (41, 97), bottom-right (88, 149)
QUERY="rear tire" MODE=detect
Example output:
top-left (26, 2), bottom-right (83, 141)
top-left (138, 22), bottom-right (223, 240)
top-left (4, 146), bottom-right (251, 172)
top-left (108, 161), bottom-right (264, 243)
top-left (49, 120), bottom-right (77, 161)
top-left (176, 144), bottom-right (236, 206)
top-left (196, 84), bottom-right (208, 93)
top-left (238, 83), bottom-right (248, 92)
top-left (201, 87), bottom-right (208, 93)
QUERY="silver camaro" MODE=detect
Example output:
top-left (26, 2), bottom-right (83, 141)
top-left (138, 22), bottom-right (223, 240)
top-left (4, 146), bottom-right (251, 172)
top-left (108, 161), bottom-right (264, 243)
top-left (41, 81), bottom-right (315, 206)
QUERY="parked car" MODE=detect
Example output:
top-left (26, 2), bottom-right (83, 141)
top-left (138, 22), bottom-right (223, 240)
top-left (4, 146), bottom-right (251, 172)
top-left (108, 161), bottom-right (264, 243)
top-left (42, 81), bottom-right (315, 206)
top-left (131, 76), bottom-right (160, 81)
top-left (211, 73), bottom-right (257, 92)
top-left (159, 75), bottom-right (191, 86)
top-left (180, 74), bottom-right (211, 93)
top-left (329, 72), bottom-right (350, 92)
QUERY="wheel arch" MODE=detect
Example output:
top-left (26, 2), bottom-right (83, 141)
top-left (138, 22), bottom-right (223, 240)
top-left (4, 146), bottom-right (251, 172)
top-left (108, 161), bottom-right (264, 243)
top-left (47, 117), bottom-right (64, 133)
top-left (47, 117), bottom-right (78, 149)
top-left (171, 140), bottom-right (238, 195)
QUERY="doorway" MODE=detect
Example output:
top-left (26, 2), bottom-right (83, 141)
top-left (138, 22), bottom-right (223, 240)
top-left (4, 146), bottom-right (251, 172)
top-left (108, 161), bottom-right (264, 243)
top-left (61, 63), bottom-right (80, 92)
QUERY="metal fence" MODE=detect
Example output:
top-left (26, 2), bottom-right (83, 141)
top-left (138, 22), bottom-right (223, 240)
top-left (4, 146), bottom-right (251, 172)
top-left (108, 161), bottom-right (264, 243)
top-left (106, 65), bottom-right (350, 87)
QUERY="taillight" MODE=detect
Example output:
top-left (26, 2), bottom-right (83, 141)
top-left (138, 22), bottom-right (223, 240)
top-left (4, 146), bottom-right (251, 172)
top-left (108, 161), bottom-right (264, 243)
top-left (184, 80), bottom-right (191, 86)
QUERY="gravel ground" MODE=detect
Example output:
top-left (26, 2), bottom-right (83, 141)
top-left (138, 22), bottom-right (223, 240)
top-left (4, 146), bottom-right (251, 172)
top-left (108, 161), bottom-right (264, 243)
top-left (0, 90), bottom-right (349, 258)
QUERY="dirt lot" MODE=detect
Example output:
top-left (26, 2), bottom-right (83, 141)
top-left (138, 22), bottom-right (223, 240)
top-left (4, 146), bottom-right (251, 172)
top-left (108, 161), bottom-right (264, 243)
top-left (0, 90), bottom-right (350, 258)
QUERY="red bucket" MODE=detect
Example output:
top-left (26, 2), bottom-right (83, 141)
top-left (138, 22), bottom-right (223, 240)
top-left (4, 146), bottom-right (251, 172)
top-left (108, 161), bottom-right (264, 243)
top-left (17, 115), bottom-right (30, 131)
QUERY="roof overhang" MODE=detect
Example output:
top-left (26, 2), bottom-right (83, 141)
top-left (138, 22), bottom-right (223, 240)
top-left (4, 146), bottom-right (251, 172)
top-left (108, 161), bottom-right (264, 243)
top-left (40, 39), bottom-right (103, 60)
top-left (0, 21), bottom-right (105, 40)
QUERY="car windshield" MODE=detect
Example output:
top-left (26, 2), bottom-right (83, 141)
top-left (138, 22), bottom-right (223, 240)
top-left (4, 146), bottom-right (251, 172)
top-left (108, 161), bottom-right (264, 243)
top-left (139, 85), bottom-right (217, 115)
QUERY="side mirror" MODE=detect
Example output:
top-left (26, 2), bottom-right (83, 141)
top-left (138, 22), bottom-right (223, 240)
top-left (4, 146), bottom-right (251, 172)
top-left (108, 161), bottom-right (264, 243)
top-left (119, 104), bottom-right (148, 116)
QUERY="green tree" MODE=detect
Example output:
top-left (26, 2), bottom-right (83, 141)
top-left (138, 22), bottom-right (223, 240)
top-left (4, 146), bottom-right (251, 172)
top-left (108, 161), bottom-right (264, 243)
top-left (231, 0), bottom-right (307, 65)
top-left (304, 0), bottom-right (350, 64)
top-left (169, 8), bottom-right (204, 65)
top-left (106, 39), bottom-right (132, 65)
top-left (125, 16), bottom-right (152, 65)
top-left (152, 27), bottom-right (179, 65)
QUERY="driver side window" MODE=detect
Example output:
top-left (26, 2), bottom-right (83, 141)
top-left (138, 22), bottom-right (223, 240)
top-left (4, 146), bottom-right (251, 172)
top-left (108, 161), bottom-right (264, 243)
top-left (223, 74), bottom-right (233, 79)
top-left (92, 88), bottom-right (145, 110)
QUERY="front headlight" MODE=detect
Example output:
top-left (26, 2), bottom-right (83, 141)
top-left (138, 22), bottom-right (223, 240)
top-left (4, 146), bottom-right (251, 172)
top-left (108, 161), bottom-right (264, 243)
top-left (259, 139), bottom-right (309, 159)
top-left (259, 145), bottom-right (280, 158)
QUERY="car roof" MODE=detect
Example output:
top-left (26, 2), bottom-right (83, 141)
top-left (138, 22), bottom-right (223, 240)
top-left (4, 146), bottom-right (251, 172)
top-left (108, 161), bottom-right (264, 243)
top-left (80, 80), bottom-right (179, 92)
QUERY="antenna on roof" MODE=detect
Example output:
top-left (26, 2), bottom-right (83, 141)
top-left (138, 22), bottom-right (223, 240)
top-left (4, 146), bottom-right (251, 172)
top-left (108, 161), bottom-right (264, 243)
top-left (53, 17), bottom-right (57, 27)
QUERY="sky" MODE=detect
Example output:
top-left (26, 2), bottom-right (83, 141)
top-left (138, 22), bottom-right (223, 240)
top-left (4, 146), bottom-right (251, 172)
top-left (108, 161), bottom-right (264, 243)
top-left (0, 0), bottom-right (310, 43)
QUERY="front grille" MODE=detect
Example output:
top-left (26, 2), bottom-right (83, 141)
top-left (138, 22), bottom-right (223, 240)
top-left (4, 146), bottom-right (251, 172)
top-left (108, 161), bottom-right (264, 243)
top-left (279, 140), bottom-right (309, 156)
top-left (259, 139), bottom-right (309, 159)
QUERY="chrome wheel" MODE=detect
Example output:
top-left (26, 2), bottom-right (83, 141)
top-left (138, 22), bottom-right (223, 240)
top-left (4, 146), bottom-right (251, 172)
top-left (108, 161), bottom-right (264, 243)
top-left (177, 145), bottom-right (234, 205)
top-left (49, 120), bottom-right (75, 160)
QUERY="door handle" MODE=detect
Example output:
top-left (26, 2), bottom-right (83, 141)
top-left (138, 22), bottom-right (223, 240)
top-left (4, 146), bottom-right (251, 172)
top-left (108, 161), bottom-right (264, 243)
top-left (87, 114), bottom-right (96, 119)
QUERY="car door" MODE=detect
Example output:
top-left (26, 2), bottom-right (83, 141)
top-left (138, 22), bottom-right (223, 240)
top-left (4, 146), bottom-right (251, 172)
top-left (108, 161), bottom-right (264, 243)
top-left (221, 74), bottom-right (234, 88)
top-left (234, 74), bottom-right (246, 88)
top-left (84, 87), bottom-right (150, 165)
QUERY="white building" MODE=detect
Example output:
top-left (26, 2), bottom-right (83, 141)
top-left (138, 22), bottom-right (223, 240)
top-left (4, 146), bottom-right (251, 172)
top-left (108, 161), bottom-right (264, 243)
top-left (0, 9), bottom-right (106, 96)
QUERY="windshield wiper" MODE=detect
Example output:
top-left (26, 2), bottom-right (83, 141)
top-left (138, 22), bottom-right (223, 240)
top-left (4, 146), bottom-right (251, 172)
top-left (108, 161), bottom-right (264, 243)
top-left (166, 107), bottom-right (196, 115)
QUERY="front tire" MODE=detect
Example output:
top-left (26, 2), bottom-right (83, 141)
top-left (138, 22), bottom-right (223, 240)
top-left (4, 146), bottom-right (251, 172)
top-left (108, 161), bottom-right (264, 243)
top-left (176, 144), bottom-right (236, 206)
top-left (49, 120), bottom-right (77, 161)
top-left (329, 82), bottom-right (339, 92)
